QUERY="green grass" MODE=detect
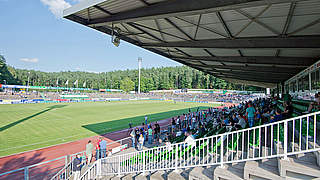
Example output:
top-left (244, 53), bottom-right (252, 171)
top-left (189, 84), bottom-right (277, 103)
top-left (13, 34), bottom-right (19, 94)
top-left (0, 100), bottom-right (218, 157)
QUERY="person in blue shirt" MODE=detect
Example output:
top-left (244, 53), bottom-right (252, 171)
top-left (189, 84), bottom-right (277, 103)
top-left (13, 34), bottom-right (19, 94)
top-left (99, 138), bottom-right (107, 158)
top-left (270, 109), bottom-right (283, 123)
top-left (246, 103), bottom-right (256, 128)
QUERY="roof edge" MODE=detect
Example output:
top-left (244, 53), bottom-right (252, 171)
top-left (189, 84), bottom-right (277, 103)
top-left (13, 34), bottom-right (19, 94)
top-left (63, 0), bottom-right (109, 17)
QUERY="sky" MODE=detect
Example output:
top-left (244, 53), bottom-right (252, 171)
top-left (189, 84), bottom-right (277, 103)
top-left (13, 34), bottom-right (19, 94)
top-left (0, 0), bottom-right (181, 73)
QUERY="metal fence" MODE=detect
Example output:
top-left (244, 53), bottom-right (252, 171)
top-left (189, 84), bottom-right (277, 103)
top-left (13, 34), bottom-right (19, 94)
top-left (79, 111), bottom-right (320, 179)
top-left (50, 137), bottom-right (131, 180)
top-left (0, 137), bottom-right (131, 180)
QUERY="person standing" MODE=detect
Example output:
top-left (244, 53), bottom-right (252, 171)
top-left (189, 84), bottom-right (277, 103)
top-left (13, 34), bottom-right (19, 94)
top-left (99, 138), bottom-right (107, 158)
top-left (95, 138), bottom-right (101, 160)
top-left (138, 134), bottom-right (144, 151)
top-left (86, 140), bottom-right (94, 165)
top-left (72, 154), bottom-right (82, 180)
top-left (148, 125), bottom-right (153, 145)
top-left (171, 118), bottom-right (176, 132)
top-left (130, 128), bottom-right (136, 148)
top-left (246, 103), bottom-right (256, 128)
top-left (176, 117), bottom-right (180, 131)
top-left (145, 115), bottom-right (148, 125)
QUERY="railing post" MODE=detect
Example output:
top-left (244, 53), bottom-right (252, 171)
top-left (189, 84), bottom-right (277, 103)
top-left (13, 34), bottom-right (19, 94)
top-left (88, 166), bottom-right (91, 179)
top-left (118, 156), bottom-right (121, 177)
top-left (283, 121), bottom-right (288, 160)
top-left (142, 150), bottom-right (146, 175)
top-left (175, 144), bottom-right (178, 172)
top-left (97, 159), bottom-right (102, 178)
top-left (24, 167), bottom-right (29, 180)
top-left (220, 135), bottom-right (224, 168)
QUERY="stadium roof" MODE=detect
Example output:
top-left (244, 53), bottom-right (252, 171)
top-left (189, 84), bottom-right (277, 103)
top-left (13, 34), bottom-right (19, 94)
top-left (63, 0), bottom-right (320, 88)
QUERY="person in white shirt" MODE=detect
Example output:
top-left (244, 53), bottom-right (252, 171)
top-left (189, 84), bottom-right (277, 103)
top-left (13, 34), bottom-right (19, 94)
top-left (191, 117), bottom-right (196, 129)
top-left (184, 132), bottom-right (196, 147)
top-left (138, 134), bottom-right (144, 151)
top-left (177, 117), bottom-right (180, 130)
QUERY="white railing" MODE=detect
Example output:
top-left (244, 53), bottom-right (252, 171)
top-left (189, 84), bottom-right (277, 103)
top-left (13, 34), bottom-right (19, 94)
top-left (79, 111), bottom-right (320, 179)
top-left (50, 137), bottom-right (131, 180)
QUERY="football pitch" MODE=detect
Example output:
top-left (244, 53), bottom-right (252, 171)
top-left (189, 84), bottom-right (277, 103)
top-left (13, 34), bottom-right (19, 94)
top-left (0, 100), bottom-right (218, 157)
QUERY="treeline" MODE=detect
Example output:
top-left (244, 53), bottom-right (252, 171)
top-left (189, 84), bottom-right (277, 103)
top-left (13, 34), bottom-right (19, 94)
top-left (0, 55), bottom-right (262, 92)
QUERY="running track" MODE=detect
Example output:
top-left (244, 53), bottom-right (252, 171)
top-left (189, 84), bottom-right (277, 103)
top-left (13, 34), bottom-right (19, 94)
top-left (0, 103), bottom-right (234, 179)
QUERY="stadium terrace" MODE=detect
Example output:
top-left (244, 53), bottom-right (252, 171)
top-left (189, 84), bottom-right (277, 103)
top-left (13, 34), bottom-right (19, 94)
top-left (1, 0), bottom-right (320, 180)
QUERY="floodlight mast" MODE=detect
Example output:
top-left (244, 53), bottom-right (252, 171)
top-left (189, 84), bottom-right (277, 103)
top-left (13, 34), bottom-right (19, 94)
top-left (138, 57), bottom-right (142, 94)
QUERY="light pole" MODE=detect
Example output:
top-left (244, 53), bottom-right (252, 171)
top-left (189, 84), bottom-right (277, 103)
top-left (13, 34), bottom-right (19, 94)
top-left (138, 57), bottom-right (142, 94)
top-left (27, 72), bottom-right (30, 92)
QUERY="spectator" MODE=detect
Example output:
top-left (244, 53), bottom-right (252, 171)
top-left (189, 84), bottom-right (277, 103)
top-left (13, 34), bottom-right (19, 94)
top-left (72, 154), bottom-right (82, 180)
top-left (86, 140), bottom-right (93, 165)
top-left (177, 117), bottom-right (181, 130)
top-left (95, 138), bottom-right (101, 160)
top-left (130, 128), bottom-right (136, 148)
top-left (171, 118), bottom-right (176, 132)
top-left (148, 125), bottom-right (153, 144)
top-left (191, 116), bottom-right (196, 129)
top-left (246, 103), bottom-right (256, 128)
top-left (235, 114), bottom-right (247, 130)
top-left (158, 138), bottom-right (165, 147)
top-left (99, 138), bottom-right (107, 158)
top-left (140, 124), bottom-right (146, 143)
top-left (138, 134), bottom-right (144, 151)
top-left (271, 109), bottom-right (283, 123)
top-left (184, 132), bottom-right (196, 147)
top-left (154, 122), bottom-right (160, 143)
top-left (282, 101), bottom-right (293, 119)
top-left (305, 92), bottom-right (320, 113)
top-left (145, 115), bottom-right (148, 125)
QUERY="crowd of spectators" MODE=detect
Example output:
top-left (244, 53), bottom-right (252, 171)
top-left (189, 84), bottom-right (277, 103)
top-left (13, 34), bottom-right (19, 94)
top-left (0, 89), bottom-right (264, 104)
top-left (128, 97), bottom-right (298, 152)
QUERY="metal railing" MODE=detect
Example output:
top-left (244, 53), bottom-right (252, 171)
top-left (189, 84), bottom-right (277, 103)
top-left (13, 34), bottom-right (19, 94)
top-left (50, 137), bottom-right (131, 180)
top-left (79, 111), bottom-right (320, 179)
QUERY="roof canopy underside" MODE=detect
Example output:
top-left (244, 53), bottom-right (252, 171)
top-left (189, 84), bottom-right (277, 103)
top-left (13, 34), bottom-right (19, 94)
top-left (64, 0), bottom-right (320, 88)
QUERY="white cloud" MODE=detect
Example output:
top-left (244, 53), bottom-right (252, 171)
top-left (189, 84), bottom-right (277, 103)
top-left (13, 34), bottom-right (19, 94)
top-left (20, 58), bottom-right (39, 63)
top-left (40, 0), bottom-right (71, 18)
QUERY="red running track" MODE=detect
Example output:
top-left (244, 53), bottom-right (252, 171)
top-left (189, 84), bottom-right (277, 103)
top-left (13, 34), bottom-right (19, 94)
top-left (0, 103), bottom-right (233, 180)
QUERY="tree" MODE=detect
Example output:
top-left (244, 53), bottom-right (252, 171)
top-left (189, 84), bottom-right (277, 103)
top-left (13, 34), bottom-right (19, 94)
top-left (120, 77), bottom-right (135, 92)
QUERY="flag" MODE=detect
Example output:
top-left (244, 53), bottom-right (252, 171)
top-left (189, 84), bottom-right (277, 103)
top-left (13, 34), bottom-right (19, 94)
top-left (74, 80), bottom-right (78, 86)
top-left (65, 80), bottom-right (69, 85)
top-left (83, 81), bottom-right (86, 87)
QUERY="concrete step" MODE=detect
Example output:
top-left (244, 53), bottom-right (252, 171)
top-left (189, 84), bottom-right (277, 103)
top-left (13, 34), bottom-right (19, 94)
top-left (121, 173), bottom-right (135, 180)
top-left (188, 166), bottom-right (215, 180)
top-left (213, 162), bottom-right (245, 180)
top-left (149, 170), bottom-right (167, 180)
top-left (244, 158), bottom-right (282, 180)
top-left (167, 170), bottom-right (186, 180)
top-left (292, 127), bottom-right (320, 167)
top-left (135, 172), bottom-right (149, 180)
top-left (279, 153), bottom-right (320, 179)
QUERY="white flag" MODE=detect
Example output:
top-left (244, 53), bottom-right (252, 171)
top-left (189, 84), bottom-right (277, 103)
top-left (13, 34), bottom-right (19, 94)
top-left (74, 80), bottom-right (78, 86)
top-left (83, 81), bottom-right (86, 87)
top-left (65, 80), bottom-right (69, 85)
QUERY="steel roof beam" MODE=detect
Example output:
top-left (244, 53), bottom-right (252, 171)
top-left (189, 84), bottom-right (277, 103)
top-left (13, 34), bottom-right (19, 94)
top-left (209, 69), bottom-right (295, 77)
top-left (142, 35), bottom-right (320, 48)
top-left (164, 18), bottom-right (194, 40)
top-left (216, 74), bottom-right (281, 83)
top-left (93, 5), bottom-right (114, 15)
top-left (194, 64), bottom-right (302, 74)
top-left (213, 71), bottom-right (288, 81)
top-left (171, 56), bottom-right (315, 67)
top-left (85, 0), bottom-right (295, 26)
